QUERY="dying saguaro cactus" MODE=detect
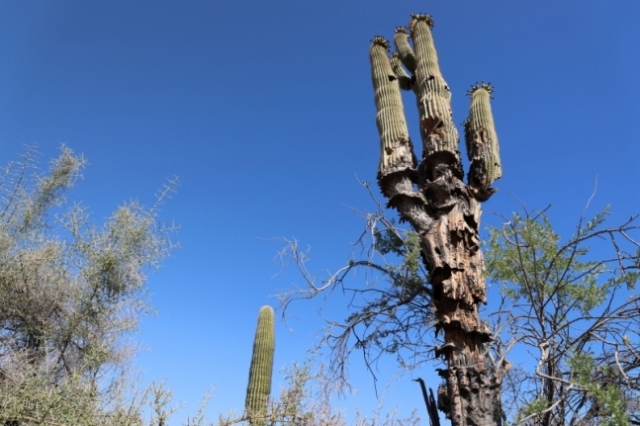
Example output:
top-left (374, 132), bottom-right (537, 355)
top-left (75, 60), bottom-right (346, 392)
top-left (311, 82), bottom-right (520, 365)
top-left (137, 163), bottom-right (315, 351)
top-left (245, 306), bottom-right (275, 426)
top-left (370, 14), bottom-right (509, 426)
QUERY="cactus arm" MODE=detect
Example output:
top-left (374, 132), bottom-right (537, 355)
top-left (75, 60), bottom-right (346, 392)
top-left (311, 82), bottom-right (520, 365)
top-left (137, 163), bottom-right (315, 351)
top-left (370, 36), bottom-right (431, 232)
top-left (371, 36), bottom-right (416, 182)
top-left (245, 306), bottom-right (275, 426)
top-left (464, 84), bottom-right (502, 201)
top-left (393, 27), bottom-right (416, 73)
top-left (409, 14), bottom-right (462, 179)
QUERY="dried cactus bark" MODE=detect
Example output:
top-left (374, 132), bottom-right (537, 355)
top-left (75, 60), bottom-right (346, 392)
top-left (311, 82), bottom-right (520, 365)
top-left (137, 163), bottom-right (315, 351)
top-left (245, 306), bottom-right (275, 426)
top-left (370, 14), bottom-right (508, 426)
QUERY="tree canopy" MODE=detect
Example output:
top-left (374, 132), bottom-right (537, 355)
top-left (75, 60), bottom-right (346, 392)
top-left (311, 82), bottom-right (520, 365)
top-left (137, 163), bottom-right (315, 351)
top-left (0, 146), bottom-right (178, 425)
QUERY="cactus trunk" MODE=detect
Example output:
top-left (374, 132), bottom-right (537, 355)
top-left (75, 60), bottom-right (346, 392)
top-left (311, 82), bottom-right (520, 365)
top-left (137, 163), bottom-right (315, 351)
top-left (370, 14), bottom-right (509, 426)
top-left (245, 306), bottom-right (275, 426)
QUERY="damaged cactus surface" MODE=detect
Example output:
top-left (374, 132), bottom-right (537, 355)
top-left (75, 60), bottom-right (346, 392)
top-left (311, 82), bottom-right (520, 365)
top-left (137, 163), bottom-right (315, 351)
top-left (370, 14), bottom-right (508, 426)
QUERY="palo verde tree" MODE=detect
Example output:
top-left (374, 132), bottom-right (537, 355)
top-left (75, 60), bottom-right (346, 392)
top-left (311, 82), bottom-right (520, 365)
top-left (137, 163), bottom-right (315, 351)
top-left (485, 204), bottom-right (640, 425)
top-left (0, 145), bottom-right (178, 425)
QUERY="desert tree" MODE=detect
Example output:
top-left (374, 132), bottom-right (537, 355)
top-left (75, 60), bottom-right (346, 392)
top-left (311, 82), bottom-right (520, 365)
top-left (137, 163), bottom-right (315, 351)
top-left (485, 201), bottom-right (640, 425)
top-left (0, 145), bottom-right (178, 425)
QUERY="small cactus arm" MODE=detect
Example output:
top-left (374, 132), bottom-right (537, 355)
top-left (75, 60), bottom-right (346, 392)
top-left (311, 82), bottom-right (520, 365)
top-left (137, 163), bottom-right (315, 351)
top-left (464, 83), bottom-right (502, 201)
top-left (245, 306), bottom-right (275, 426)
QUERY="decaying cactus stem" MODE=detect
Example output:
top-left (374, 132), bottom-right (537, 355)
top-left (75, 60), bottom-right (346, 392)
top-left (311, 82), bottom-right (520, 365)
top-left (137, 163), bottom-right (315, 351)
top-left (464, 83), bottom-right (502, 201)
top-left (245, 306), bottom-right (275, 426)
top-left (370, 36), bottom-right (429, 230)
top-left (410, 14), bottom-right (461, 179)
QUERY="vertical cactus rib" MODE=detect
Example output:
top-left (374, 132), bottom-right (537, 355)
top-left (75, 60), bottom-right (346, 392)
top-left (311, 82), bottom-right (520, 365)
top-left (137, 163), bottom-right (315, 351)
top-left (409, 14), bottom-right (461, 177)
top-left (464, 84), bottom-right (502, 201)
top-left (245, 305), bottom-right (275, 426)
top-left (370, 37), bottom-right (416, 184)
top-left (393, 27), bottom-right (416, 73)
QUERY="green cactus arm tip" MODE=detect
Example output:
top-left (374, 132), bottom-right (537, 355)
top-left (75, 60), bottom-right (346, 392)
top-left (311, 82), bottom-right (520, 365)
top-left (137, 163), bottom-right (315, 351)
top-left (467, 82), bottom-right (495, 96)
top-left (410, 13), bottom-right (442, 81)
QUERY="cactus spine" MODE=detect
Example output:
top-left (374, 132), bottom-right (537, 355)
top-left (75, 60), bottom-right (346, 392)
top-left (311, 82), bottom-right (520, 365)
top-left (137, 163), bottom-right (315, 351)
top-left (369, 14), bottom-right (507, 426)
top-left (245, 306), bottom-right (275, 426)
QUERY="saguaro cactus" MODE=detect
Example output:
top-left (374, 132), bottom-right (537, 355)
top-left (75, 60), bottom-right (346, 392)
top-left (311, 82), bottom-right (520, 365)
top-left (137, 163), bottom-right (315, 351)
top-left (245, 306), bottom-right (275, 426)
top-left (370, 14), bottom-right (509, 426)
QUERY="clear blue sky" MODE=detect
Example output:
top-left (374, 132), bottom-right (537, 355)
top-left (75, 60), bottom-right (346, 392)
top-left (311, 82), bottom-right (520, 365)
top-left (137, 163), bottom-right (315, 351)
top-left (1, 1), bottom-right (639, 423)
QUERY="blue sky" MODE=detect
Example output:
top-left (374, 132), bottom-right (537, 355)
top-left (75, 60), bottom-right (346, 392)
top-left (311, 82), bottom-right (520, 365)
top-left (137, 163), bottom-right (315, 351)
top-left (1, 1), bottom-right (639, 423)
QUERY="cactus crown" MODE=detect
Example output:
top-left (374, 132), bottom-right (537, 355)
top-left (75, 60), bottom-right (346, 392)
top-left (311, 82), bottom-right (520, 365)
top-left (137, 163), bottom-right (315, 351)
top-left (371, 36), bottom-right (390, 50)
top-left (468, 82), bottom-right (495, 96)
top-left (410, 13), bottom-right (435, 29)
top-left (395, 26), bottom-right (408, 34)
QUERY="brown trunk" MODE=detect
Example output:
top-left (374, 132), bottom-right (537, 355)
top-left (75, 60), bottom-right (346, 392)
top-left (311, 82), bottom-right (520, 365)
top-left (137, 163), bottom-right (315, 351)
top-left (424, 187), bottom-right (504, 426)
top-left (381, 161), bottom-right (507, 426)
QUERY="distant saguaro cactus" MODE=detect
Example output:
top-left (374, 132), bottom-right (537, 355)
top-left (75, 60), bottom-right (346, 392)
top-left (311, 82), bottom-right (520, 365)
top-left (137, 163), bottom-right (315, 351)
top-left (245, 306), bottom-right (275, 426)
top-left (370, 14), bottom-right (508, 426)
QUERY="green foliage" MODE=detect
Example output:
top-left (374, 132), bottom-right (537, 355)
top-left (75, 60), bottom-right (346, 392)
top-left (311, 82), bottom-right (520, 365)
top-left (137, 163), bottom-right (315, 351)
top-left (488, 210), bottom-right (606, 316)
top-left (486, 207), bottom-right (640, 319)
top-left (484, 205), bottom-right (640, 425)
top-left (568, 352), bottom-right (629, 426)
top-left (518, 397), bottom-right (550, 422)
top-left (0, 145), bottom-right (177, 425)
